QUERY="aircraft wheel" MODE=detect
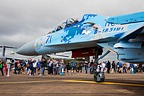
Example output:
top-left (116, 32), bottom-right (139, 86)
top-left (94, 72), bottom-right (105, 82)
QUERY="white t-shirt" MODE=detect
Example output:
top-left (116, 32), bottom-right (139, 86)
top-left (33, 62), bottom-right (37, 68)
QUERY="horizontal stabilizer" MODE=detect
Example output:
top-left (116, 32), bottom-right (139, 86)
top-left (0, 45), bottom-right (17, 49)
top-left (107, 12), bottom-right (144, 24)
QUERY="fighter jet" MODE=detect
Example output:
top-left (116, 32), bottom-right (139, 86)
top-left (0, 45), bottom-right (33, 63)
top-left (17, 12), bottom-right (144, 81)
top-left (17, 12), bottom-right (144, 63)
top-left (0, 45), bottom-right (17, 63)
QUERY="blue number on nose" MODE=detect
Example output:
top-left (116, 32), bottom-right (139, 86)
top-left (46, 35), bottom-right (52, 43)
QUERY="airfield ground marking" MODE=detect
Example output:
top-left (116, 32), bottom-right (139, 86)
top-left (0, 80), bottom-right (57, 85)
top-left (63, 80), bottom-right (144, 87)
top-left (0, 79), bottom-right (144, 87)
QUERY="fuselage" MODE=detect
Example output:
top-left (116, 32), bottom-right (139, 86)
top-left (17, 12), bottom-right (144, 63)
top-left (17, 14), bottom-right (128, 55)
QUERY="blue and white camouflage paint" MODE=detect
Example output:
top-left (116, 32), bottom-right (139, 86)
top-left (17, 12), bottom-right (144, 63)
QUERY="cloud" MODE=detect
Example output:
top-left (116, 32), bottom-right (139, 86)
top-left (0, 0), bottom-right (143, 60)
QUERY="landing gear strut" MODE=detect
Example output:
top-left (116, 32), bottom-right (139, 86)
top-left (93, 47), bottom-right (105, 82)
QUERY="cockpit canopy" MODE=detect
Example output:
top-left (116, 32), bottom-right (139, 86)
top-left (48, 18), bottom-right (80, 34)
top-left (47, 14), bottom-right (97, 34)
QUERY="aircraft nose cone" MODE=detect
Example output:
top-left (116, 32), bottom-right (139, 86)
top-left (17, 40), bottom-right (38, 56)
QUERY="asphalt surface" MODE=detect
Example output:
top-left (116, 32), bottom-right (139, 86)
top-left (0, 72), bottom-right (144, 96)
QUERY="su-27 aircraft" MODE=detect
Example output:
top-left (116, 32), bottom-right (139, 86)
top-left (17, 12), bottom-right (144, 82)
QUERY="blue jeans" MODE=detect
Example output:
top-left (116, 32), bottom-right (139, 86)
top-left (56, 67), bottom-right (59, 75)
top-left (41, 67), bottom-right (45, 75)
top-left (33, 68), bottom-right (36, 74)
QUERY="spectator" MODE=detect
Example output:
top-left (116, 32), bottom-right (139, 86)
top-left (41, 59), bottom-right (46, 76)
top-left (26, 61), bottom-right (30, 75)
top-left (17, 61), bottom-right (22, 74)
top-left (126, 62), bottom-right (130, 73)
top-left (66, 62), bottom-right (71, 74)
top-left (84, 61), bottom-right (88, 74)
top-left (123, 63), bottom-right (127, 73)
top-left (0, 59), bottom-right (4, 76)
top-left (48, 58), bottom-right (53, 74)
top-left (53, 60), bottom-right (57, 75)
top-left (33, 60), bottom-right (37, 75)
top-left (90, 60), bottom-right (94, 74)
top-left (4, 62), bottom-right (8, 76)
top-left (14, 60), bottom-right (18, 74)
top-left (118, 61), bottom-right (123, 73)
top-left (59, 59), bottom-right (65, 74)
top-left (130, 63), bottom-right (134, 73)
top-left (106, 60), bottom-right (111, 73)
top-left (101, 61), bottom-right (106, 72)
top-left (37, 59), bottom-right (41, 75)
top-left (72, 61), bottom-right (76, 73)
top-left (134, 64), bottom-right (138, 73)
top-left (117, 62), bottom-right (120, 73)
top-left (55, 60), bottom-right (59, 75)
top-left (138, 64), bottom-right (143, 73)
top-left (28, 58), bottom-right (34, 76)
top-left (142, 64), bottom-right (144, 72)
top-left (78, 63), bottom-right (83, 73)
top-left (112, 61), bottom-right (116, 73)
top-left (21, 60), bottom-right (26, 74)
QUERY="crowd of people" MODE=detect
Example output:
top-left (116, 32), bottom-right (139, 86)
top-left (97, 60), bottom-right (144, 74)
top-left (13, 58), bottom-right (65, 76)
top-left (0, 58), bottom-right (144, 76)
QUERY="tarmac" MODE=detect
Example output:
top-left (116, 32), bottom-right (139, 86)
top-left (0, 72), bottom-right (144, 96)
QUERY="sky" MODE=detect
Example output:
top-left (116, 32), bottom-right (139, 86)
top-left (0, 0), bottom-right (144, 61)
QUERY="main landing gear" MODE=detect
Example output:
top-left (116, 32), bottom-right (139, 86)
top-left (93, 48), bottom-right (110, 82)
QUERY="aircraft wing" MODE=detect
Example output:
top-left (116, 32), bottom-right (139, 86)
top-left (107, 12), bottom-right (144, 24)
top-left (107, 12), bottom-right (144, 41)
top-left (118, 25), bottom-right (144, 41)
top-left (0, 45), bottom-right (17, 49)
